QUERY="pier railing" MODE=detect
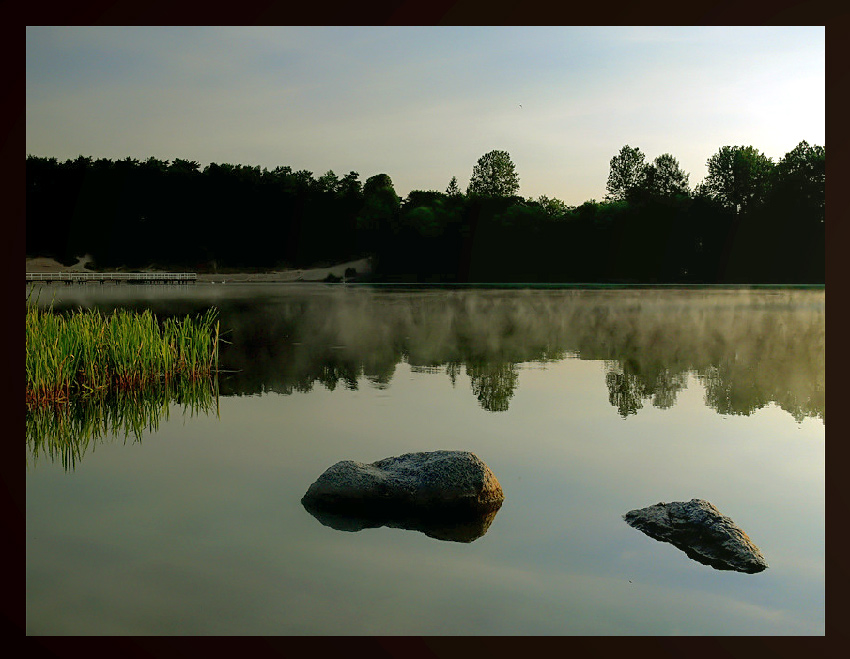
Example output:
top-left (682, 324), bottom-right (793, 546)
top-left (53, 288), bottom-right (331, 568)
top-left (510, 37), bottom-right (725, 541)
top-left (26, 272), bottom-right (197, 284)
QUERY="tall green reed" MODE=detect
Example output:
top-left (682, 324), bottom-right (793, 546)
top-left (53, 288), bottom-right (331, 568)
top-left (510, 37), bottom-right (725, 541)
top-left (26, 298), bottom-right (220, 409)
top-left (26, 295), bottom-right (221, 469)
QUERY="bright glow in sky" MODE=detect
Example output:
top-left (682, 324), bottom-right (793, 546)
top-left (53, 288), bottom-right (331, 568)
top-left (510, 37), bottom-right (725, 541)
top-left (26, 26), bottom-right (825, 205)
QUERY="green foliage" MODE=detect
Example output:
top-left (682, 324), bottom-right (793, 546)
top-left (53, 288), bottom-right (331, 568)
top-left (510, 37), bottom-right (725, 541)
top-left (338, 171), bottom-right (362, 198)
top-left (26, 154), bottom-right (369, 269)
top-left (403, 190), bottom-right (446, 209)
top-left (317, 170), bottom-right (340, 194)
top-left (26, 299), bottom-right (220, 409)
top-left (169, 158), bottom-right (201, 175)
top-left (700, 145), bottom-right (774, 213)
top-left (363, 173), bottom-right (397, 197)
top-left (357, 173), bottom-right (400, 234)
top-left (644, 153), bottom-right (690, 198)
top-left (605, 145), bottom-right (647, 201)
top-left (775, 141), bottom-right (825, 183)
top-left (25, 137), bottom-right (824, 285)
top-left (407, 205), bottom-right (442, 237)
top-left (467, 150), bottom-right (520, 197)
top-left (535, 195), bottom-right (572, 219)
top-left (446, 176), bottom-right (461, 196)
top-left (771, 140), bottom-right (825, 221)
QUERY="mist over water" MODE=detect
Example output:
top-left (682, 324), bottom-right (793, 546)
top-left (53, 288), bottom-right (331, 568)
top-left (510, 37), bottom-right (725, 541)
top-left (42, 285), bottom-right (820, 419)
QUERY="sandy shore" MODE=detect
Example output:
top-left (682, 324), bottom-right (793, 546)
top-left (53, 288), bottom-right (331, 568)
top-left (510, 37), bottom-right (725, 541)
top-left (26, 255), bottom-right (372, 283)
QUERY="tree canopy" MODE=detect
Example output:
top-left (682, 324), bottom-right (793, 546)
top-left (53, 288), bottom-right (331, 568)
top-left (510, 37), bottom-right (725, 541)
top-left (357, 173), bottom-right (401, 240)
top-left (699, 145), bottom-right (774, 213)
top-left (535, 195), bottom-right (572, 218)
top-left (605, 145), bottom-right (647, 202)
top-left (466, 150), bottom-right (520, 197)
top-left (771, 140), bottom-right (825, 221)
top-left (644, 153), bottom-right (690, 198)
top-left (25, 137), bottom-right (824, 285)
top-left (446, 176), bottom-right (461, 196)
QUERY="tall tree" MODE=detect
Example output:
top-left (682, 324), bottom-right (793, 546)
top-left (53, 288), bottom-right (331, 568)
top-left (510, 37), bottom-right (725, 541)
top-left (317, 170), bottom-right (340, 194)
top-left (466, 150), bottom-right (520, 197)
top-left (446, 176), bottom-right (461, 196)
top-left (605, 145), bottom-right (647, 201)
top-left (337, 171), bottom-right (362, 199)
top-left (700, 145), bottom-right (773, 213)
top-left (358, 173), bottom-right (400, 233)
top-left (771, 140), bottom-right (825, 220)
top-left (644, 153), bottom-right (690, 198)
top-left (363, 173), bottom-right (397, 197)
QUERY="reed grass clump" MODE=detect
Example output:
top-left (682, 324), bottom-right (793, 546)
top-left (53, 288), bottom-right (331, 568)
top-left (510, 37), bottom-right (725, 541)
top-left (26, 300), bottom-right (220, 409)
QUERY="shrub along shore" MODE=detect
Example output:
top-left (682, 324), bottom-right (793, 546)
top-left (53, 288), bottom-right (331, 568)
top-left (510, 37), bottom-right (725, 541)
top-left (25, 298), bottom-right (220, 409)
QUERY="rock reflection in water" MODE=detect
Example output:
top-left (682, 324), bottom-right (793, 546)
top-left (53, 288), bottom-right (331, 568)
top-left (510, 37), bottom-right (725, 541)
top-left (301, 497), bottom-right (503, 543)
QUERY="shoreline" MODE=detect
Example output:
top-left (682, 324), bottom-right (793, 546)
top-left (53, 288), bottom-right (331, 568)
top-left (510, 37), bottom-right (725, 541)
top-left (25, 256), bottom-right (372, 283)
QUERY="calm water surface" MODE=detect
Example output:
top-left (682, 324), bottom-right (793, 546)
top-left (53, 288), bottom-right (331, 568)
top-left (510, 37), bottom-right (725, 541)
top-left (26, 285), bottom-right (825, 635)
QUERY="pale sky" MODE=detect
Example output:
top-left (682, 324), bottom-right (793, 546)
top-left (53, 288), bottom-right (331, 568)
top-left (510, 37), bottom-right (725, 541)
top-left (26, 26), bottom-right (825, 206)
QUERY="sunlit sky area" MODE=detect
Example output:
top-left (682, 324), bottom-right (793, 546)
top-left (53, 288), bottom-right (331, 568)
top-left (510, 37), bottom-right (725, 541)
top-left (26, 26), bottom-right (824, 205)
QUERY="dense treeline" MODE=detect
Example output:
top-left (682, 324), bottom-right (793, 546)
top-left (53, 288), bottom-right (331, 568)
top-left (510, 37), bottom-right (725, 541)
top-left (26, 157), bottom-right (363, 269)
top-left (26, 140), bottom-right (824, 283)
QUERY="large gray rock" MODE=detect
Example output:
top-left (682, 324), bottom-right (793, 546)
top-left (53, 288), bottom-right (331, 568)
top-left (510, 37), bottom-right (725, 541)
top-left (301, 450), bottom-right (505, 542)
top-left (623, 499), bottom-right (768, 573)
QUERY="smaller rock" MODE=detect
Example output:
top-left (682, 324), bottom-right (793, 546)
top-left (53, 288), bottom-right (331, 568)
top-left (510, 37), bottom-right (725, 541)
top-left (623, 499), bottom-right (768, 573)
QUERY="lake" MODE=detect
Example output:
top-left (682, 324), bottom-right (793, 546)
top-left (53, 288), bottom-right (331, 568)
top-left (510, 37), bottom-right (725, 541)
top-left (25, 284), bottom-right (825, 635)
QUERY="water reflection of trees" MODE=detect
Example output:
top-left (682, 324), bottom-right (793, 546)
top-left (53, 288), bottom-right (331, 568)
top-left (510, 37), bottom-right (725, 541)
top-left (467, 361), bottom-right (519, 412)
top-left (26, 379), bottom-right (219, 470)
top-left (605, 361), bottom-right (690, 418)
top-left (208, 288), bottom-right (823, 419)
top-left (44, 288), bottom-right (823, 420)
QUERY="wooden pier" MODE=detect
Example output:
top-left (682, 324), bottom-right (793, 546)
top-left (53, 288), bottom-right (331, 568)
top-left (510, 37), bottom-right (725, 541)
top-left (26, 272), bottom-right (197, 285)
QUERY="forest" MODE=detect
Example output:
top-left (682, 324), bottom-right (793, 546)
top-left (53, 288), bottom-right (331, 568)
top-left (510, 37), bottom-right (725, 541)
top-left (25, 141), bottom-right (825, 284)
